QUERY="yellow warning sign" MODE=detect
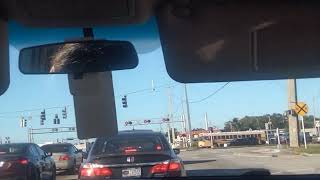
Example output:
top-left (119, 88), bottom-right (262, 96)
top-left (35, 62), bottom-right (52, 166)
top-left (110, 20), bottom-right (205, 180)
top-left (294, 102), bottom-right (308, 116)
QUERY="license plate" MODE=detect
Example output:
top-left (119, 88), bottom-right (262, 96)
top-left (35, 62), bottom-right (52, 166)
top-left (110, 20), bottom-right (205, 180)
top-left (122, 167), bottom-right (141, 177)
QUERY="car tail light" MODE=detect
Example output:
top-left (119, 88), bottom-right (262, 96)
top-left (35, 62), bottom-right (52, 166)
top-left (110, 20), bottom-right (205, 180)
top-left (124, 147), bottom-right (137, 153)
top-left (150, 160), bottom-right (181, 174)
top-left (168, 160), bottom-right (181, 172)
top-left (59, 155), bottom-right (70, 161)
top-left (155, 144), bottom-right (162, 151)
top-left (19, 158), bottom-right (28, 165)
top-left (150, 161), bottom-right (169, 174)
top-left (80, 163), bottom-right (112, 177)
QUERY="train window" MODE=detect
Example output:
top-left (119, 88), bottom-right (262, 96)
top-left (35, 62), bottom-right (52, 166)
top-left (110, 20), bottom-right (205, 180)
top-left (233, 135), bottom-right (237, 139)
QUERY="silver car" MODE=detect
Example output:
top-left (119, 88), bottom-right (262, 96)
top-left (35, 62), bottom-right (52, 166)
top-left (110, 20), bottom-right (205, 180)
top-left (41, 143), bottom-right (83, 174)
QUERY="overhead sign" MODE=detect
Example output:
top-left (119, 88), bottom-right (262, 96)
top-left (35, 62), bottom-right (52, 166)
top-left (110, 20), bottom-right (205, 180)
top-left (293, 102), bottom-right (308, 116)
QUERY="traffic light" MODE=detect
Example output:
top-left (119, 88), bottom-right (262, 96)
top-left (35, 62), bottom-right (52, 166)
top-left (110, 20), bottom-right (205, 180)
top-left (24, 119), bottom-right (27, 127)
top-left (62, 107), bottom-right (67, 119)
top-left (20, 117), bottom-right (24, 127)
top-left (54, 114), bottom-right (60, 124)
top-left (40, 110), bottom-right (46, 125)
top-left (144, 120), bottom-right (151, 123)
top-left (122, 95), bottom-right (128, 108)
top-left (40, 110), bottom-right (46, 121)
top-left (162, 118), bottom-right (170, 122)
top-left (125, 121), bottom-right (133, 126)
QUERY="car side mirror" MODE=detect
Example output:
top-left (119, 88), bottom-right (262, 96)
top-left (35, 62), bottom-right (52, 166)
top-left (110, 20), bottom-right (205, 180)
top-left (173, 148), bottom-right (180, 155)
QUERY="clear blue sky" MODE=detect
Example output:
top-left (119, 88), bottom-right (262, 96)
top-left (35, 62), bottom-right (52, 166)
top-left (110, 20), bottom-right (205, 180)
top-left (2, 19), bottom-right (320, 143)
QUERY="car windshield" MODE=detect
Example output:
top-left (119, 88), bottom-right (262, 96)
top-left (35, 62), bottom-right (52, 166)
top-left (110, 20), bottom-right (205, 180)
top-left (92, 135), bottom-right (167, 155)
top-left (0, 144), bottom-right (27, 155)
top-left (41, 144), bottom-right (69, 153)
top-left (2, 11), bottom-right (320, 179)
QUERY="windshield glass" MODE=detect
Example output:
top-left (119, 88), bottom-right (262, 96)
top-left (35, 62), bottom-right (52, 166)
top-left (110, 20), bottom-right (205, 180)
top-left (3, 18), bottom-right (320, 179)
top-left (41, 144), bottom-right (70, 153)
top-left (0, 144), bottom-right (27, 155)
top-left (93, 135), bottom-right (166, 155)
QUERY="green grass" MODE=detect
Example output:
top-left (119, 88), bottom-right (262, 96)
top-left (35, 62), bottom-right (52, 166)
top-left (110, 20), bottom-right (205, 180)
top-left (292, 144), bottom-right (320, 154)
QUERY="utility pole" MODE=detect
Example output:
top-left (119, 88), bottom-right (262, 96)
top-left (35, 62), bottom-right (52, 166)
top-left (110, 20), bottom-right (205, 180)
top-left (184, 84), bottom-right (193, 147)
top-left (288, 79), bottom-right (300, 147)
top-left (169, 87), bottom-right (176, 144)
top-left (313, 96), bottom-right (317, 134)
top-left (204, 112), bottom-right (209, 130)
top-left (167, 88), bottom-right (172, 144)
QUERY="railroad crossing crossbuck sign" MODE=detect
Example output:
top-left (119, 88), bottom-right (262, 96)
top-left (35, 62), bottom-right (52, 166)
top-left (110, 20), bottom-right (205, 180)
top-left (293, 102), bottom-right (308, 116)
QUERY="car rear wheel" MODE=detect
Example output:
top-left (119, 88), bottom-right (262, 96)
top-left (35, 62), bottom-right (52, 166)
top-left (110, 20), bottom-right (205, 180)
top-left (27, 166), bottom-right (40, 180)
top-left (51, 166), bottom-right (56, 180)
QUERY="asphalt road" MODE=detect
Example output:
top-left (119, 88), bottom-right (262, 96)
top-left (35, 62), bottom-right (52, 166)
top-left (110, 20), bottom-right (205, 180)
top-left (57, 146), bottom-right (320, 179)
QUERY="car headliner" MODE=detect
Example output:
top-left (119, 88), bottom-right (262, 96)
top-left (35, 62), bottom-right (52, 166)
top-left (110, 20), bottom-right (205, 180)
top-left (8, 18), bottom-right (160, 54)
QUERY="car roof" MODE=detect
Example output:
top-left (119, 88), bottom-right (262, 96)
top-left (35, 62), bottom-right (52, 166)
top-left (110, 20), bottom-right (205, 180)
top-left (41, 143), bottom-right (73, 146)
top-left (118, 130), bottom-right (163, 136)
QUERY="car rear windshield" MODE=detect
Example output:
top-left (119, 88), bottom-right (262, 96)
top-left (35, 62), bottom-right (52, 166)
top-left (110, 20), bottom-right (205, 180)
top-left (92, 135), bottom-right (168, 155)
top-left (0, 144), bottom-right (27, 155)
top-left (41, 144), bottom-right (70, 153)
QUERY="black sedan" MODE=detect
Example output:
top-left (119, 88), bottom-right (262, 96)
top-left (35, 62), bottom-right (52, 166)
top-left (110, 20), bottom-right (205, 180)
top-left (0, 143), bottom-right (56, 180)
top-left (79, 130), bottom-right (186, 179)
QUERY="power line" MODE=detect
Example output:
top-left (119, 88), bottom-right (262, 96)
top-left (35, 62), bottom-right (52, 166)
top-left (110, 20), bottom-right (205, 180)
top-left (0, 105), bottom-right (72, 116)
top-left (115, 83), bottom-right (177, 97)
top-left (189, 82), bottom-right (230, 103)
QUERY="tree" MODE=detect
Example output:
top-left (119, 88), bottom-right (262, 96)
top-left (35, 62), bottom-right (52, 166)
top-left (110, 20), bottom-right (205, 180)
top-left (224, 113), bottom-right (289, 131)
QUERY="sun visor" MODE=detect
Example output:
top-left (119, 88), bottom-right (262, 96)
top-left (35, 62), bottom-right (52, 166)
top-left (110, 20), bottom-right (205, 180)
top-left (156, 1), bottom-right (320, 83)
top-left (0, 19), bottom-right (9, 95)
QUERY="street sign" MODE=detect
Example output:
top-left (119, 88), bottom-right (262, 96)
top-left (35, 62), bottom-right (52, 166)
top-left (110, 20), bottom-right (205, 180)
top-left (293, 102), bottom-right (308, 116)
top-left (316, 120), bottom-right (320, 128)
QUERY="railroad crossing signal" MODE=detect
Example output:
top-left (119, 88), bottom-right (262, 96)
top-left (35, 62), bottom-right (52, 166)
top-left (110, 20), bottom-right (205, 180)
top-left (293, 102), bottom-right (308, 116)
top-left (122, 95), bottom-right (128, 108)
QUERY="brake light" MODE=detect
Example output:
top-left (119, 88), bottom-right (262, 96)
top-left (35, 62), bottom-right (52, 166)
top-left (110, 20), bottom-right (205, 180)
top-left (59, 155), bottom-right (70, 161)
top-left (168, 161), bottom-right (181, 171)
top-left (124, 147), bottom-right (137, 153)
top-left (155, 145), bottom-right (162, 151)
top-left (150, 160), bottom-right (181, 174)
top-left (150, 162), bottom-right (169, 174)
top-left (19, 158), bottom-right (28, 165)
top-left (80, 163), bottom-right (112, 177)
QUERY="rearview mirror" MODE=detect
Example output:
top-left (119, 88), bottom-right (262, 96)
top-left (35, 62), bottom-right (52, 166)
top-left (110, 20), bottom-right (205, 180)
top-left (19, 40), bottom-right (138, 74)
